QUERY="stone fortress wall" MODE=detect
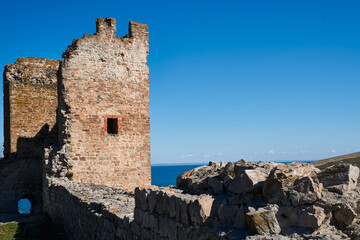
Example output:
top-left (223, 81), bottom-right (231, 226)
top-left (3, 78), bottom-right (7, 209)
top-left (1, 18), bottom-right (360, 240)
top-left (0, 18), bottom-right (150, 214)
top-left (0, 57), bottom-right (59, 213)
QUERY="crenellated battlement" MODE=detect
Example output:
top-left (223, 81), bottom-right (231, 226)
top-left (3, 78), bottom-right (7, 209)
top-left (129, 21), bottom-right (149, 40)
top-left (96, 17), bottom-right (116, 36)
top-left (62, 18), bottom-right (149, 62)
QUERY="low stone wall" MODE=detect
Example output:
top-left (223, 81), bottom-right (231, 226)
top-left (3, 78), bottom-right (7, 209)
top-left (43, 178), bottom-right (244, 240)
top-left (43, 178), bottom-right (134, 239)
top-left (42, 161), bottom-right (360, 240)
top-left (133, 187), bottom-right (231, 240)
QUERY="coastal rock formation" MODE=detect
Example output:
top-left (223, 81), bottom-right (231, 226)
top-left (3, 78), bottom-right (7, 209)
top-left (174, 160), bottom-right (360, 239)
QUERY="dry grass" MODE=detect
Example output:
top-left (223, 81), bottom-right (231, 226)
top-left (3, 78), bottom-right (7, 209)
top-left (315, 156), bottom-right (360, 169)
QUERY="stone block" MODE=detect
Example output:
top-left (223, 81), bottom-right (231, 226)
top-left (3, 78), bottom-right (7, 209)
top-left (131, 221), bottom-right (141, 237)
top-left (158, 216), bottom-right (169, 237)
top-left (177, 226), bottom-right (187, 239)
top-left (155, 191), bottom-right (167, 215)
top-left (188, 229), bottom-right (201, 240)
top-left (135, 188), bottom-right (148, 211)
top-left (228, 169), bottom-right (269, 194)
top-left (246, 206), bottom-right (281, 235)
top-left (180, 199), bottom-right (190, 225)
top-left (175, 196), bottom-right (182, 223)
top-left (168, 195), bottom-right (177, 217)
top-left (149, 214), bottom-right (159, 233)
top-left (263, 163), bottom-right (317, 201)
top-left (134, 208), bottom-right (141, 225)
top-left (298, 205), bottom-right (325, 228)
top-left (318, 164), bottom-right (359, 195)
top-left (140, 227), bottom-right (152, 240)
top-left (168, 218), bottom-right (177, 240)
top-left (115, 227), bottom-right (127, 239)
top-left (289, 176), bottom-right (322, 206)
top-left (218, 203), bottom-right (238, 225)
top-left (189, 196), bottom-right (214, 225)
top-left (208, 177), bottom-right (223, 194)
top-left (334, 203), bottom-right (356, 226)
top-left (233, 205), bottom-right (247, 229)
top-left (141, 210), bottom-right (151, 229)
top-left (148, 190), bottom-right (158, 213)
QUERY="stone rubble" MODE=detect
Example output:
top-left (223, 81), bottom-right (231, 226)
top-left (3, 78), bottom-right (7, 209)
top-left (173, 160), bottom-right (360, 239)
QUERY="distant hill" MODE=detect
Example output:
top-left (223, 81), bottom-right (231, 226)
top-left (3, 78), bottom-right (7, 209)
top-left (312, 152), bottom-right (360, 169)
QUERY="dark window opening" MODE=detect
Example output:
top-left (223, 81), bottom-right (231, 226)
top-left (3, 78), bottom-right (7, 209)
top-left (18, 198), bottom-right (32, 214)
top-left (107, 118), bottom-right (118, 134)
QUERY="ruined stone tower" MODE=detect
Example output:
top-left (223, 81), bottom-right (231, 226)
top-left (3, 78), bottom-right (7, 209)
top-left (1, 18), bottom-right (151, 213)
top-left (55, 18), bottom-right (151, 188)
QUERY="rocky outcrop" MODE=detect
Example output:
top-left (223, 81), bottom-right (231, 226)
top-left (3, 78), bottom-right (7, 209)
top-left (175, 160), bottom-right (360, 239)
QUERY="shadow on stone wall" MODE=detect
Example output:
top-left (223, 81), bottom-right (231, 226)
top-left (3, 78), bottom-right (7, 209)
top-left (0, 123), bottom-right (58, 214)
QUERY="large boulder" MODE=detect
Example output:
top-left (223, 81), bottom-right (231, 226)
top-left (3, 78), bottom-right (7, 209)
top-left (218, 202), bottom-right (239, 225)
top-left (289, 176), bottom-right (322, 206)
top-left (318, 164), bottom-right (359, 195)
top-left (233, 205), bottom-right (247, 229)
top-left (246, 205), bottom-right (281, 235)
top-left (263, 163), bottom-right (318, 203)
top-left (228, 161), bottom-right (279, 194)
top-left (333, 203), bottom-right (357, 226)
top-left (176, 162), bottom-right (234, 194)
top-left (228, 169), bottom-right (268, 194)
top-left (233, 161), bottom-right (280, 178)
top-left (188, 195), bottom-right (214, 225)
top-left (275, 206), bottom-right (299, 230)
top-left (298, 205), bottom-right (326, 228)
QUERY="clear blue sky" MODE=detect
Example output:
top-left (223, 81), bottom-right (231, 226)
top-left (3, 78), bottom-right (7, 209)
top-left (1, 0), bottom-right (359, 164)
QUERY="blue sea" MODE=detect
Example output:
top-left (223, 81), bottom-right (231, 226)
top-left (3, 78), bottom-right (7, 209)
top-left (151, 164), bottom-right (203, 187)
top-left (18, 161), bottom-right (311, 213)
top-left (150, 161), bottom-right (315, 187)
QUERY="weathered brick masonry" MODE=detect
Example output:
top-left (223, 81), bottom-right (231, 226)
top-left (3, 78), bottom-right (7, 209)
top-left (56, 18), bottom-right (151, 188)
top-left (1, 18), bottom-right (151, 214)
top-left (0, 58), bottom-right (59, 213)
